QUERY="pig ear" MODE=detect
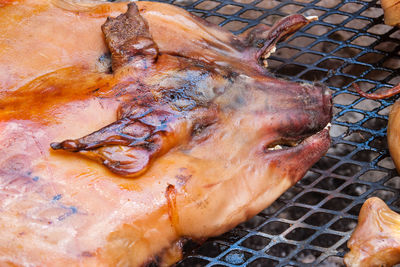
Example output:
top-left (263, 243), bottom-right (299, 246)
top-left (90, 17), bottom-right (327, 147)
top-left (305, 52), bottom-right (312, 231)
top-left (50, 107), bottom-right (177, 177)
top-left (101, 3), bottom-right (158, 71)
top-left (250, 14), bottom-right (316, 66)
top-left (240, 24), bottom-right (271, 46)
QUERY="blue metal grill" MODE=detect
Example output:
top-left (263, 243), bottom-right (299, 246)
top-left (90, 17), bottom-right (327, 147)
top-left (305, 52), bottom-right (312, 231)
top-left (137, 0), bottom-right (400, 266)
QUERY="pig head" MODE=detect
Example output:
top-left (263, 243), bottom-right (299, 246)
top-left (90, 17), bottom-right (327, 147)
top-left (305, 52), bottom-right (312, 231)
top-left (51, 3), bottom-right (332, 182)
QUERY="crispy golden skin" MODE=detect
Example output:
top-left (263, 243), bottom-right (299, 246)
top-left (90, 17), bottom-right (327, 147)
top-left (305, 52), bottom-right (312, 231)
top-left (0, 1), bottom-right (331, 266)
top-left (382, 0), bottom-right (400, 27)
top-left (345, 197), bottom-right (400, 267)
top-left (388, 101), bottom-right (400, 172)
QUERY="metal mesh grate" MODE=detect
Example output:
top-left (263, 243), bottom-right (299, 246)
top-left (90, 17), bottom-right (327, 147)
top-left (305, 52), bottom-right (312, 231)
top-left (138, 0), bottom-right (400, 266)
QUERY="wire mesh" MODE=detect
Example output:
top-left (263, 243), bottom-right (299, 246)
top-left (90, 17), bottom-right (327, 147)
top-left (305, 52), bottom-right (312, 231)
top-left (137, 0), bottom-right (400, 266)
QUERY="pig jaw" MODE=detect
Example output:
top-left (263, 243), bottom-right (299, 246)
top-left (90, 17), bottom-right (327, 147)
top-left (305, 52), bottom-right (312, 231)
top-left (169, 127), bottom-right (331, 239)
top-left (175, 79), bottom-right (331, 238)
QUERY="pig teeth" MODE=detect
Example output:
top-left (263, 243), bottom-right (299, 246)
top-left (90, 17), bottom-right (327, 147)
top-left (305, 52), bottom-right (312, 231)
top-left (269, 46), bottom-right (276, 55)
top-left (324, 123), bottom-right (331, 130)
top-left (267, 145), bottom-right (283, 151)
top-left (306, 15), bottom-right (318, 22)
top-left (266, 141), bottom-right (300, 151)
top-left (263, 46), bottom-right (276, 59)
top-left (262, 46), bottom-right (276, 67)
top-left (266, 123), bottom-right (330, 152)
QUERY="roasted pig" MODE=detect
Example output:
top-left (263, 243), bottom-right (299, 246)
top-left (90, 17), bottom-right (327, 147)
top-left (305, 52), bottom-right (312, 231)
top-left (344, 197), bottom-right (400, 267)
top-left (0, 0), bottom-right (332, 266)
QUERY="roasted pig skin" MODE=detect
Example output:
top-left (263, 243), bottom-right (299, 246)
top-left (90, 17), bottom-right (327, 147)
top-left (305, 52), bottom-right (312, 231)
top-left (0, 1), bottom-right (332, 266)
top-left (388, 100), bottom-right (400, 172)
top-left (381, 0), bottom-right (400, 27)
top-left (344, 197), bottom-right (400, 267)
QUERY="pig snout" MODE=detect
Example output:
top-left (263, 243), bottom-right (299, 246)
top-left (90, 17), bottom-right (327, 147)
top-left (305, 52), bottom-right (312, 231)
top-left (280, 81), bottom-right (332, 139)
top-left (254, 79), bottom-right (332, 141)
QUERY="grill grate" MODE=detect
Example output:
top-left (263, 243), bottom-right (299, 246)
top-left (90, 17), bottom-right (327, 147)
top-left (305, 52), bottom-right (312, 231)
top-left (138, 0), bottom-right (400, 266)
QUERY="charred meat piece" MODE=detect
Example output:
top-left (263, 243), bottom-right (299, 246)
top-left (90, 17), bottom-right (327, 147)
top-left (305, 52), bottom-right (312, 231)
top-left (0, 1), bottom-right (332, 266)
top-left (345, 197), bottom-right (400, 267)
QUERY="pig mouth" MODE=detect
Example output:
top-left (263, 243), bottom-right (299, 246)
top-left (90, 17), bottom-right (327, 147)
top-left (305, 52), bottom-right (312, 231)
top-left (264, 85), bottom-right (332, 155)
top-left (265, 122), bottom-right (331, 153)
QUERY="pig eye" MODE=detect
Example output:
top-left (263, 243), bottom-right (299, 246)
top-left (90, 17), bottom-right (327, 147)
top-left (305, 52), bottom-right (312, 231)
top-left (191, 121), bottom-right (216, 138)
top-left (161, 89), bottom-right (182, 101)
top-left (192, 123), bottom-right (208, 136)
top-left (168, 93), bottom-right (176, 100)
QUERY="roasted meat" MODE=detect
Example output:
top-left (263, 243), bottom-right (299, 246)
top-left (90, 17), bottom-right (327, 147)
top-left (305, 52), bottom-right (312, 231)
top-left (388, 100), bottom-right (400, 172)
top-left (382, 0), bottom-right (400, 27)
top-left (344, 197), bottom-right (400, 267)
top-left (0, 0), bottom-right (332, 266)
